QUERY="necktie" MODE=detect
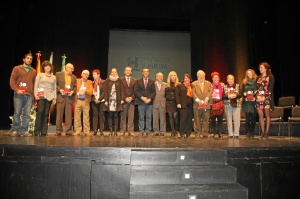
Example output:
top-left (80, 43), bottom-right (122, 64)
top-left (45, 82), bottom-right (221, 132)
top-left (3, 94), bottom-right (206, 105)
top-left (144, 78), bottom-right (148, 88)
top-left (158, 82), bottom-right (161, 91)
top-left (127, 77), bottom-right (130, 87)
top-left (200, 82), bottom-right (204, 92)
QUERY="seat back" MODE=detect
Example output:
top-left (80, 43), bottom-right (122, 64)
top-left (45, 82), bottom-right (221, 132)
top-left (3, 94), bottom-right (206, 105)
top-left (278, 96), bottom-right (295, 107)
top-left (270, 106), bottom-right (284, 119)
top-left (292, 106), bottom-right (300, 117)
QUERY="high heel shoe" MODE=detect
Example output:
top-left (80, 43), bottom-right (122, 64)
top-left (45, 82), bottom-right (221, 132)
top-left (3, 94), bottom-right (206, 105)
top-left (263, 132), bottom-right (269, 139)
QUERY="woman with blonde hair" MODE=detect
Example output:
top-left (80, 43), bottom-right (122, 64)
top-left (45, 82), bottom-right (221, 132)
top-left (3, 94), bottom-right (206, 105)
top-left (165, 71), bottom-right (180, 136)
top-left (241, 69), bottom-right (258, 139)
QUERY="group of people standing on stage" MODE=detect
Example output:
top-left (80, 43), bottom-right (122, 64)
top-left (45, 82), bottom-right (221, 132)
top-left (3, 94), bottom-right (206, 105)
top-left (9, 53), bottom-right (275, 139)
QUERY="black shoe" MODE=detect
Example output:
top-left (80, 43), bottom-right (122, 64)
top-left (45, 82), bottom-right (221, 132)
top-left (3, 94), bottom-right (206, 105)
top-left (34, 131), bottom-right (40, 136)
top-left (93, 130), bottom-right (97, 136)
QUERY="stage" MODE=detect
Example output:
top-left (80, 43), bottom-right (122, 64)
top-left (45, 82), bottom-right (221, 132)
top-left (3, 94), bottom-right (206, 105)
top-left (1, 129), bottom-right (300, 148)
top-left (1, 128), bottom-right (300, 199)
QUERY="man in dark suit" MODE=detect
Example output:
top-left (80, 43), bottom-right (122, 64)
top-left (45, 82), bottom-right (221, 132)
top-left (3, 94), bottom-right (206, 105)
top-left (120, 66), bottom-right (136, 136)
top-left (55, 63), bottom-right (77, 136)
top-left (134, 68), bottom-right (156, 136)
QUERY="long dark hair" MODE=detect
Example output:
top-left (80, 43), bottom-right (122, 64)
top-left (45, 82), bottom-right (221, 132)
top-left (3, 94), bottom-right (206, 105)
top-left (181, 74), bottom-right (192, 83)
top-left (259, 62), bottom-right (272, 75)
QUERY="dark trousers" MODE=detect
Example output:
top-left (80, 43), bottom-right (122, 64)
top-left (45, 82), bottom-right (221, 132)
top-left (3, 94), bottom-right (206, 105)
top-left (91, 101), bottom-right (105, 131)
top-left (179, 106), bottom-right (193, 136)
top-left (210, 114), bottom-right (223, 134)
top-left (34, 99), bottom-right (52, 135)
top-left (245, 112), bottom-right (257, 133)
top-left (108, 111), bottom-right (119, 129)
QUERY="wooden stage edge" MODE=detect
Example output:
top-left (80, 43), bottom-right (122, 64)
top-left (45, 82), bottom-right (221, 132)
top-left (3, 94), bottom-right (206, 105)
top-left (1, 127), bottom-right (300, 149)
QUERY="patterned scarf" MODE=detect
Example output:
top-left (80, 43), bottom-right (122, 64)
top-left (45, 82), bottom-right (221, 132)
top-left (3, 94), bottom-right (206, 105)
top-left (93, 78), bottom-right (101, 92)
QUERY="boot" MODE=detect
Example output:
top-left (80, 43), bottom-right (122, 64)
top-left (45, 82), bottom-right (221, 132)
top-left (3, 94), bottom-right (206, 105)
top-left (113, 126), bottom-right (118, 136)
top-left (260, 132), bottom-right (265, 139)
top-left (109, 127), bottom-right (113, 136)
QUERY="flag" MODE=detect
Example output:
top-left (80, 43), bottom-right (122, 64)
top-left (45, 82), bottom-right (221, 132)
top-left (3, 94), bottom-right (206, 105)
top-left (36, 51), bottom-right (42, 74)
top-left (50, 52), bottom-right (53, 65)
top-left (61, 54), bottom-right (67, 71)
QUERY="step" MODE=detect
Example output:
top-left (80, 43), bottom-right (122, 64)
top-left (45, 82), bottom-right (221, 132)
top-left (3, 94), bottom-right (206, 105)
top-left (130, 165), bottom-right (236, 184)
top-left (130, 184), bottom-right (248, 199)
top-left (131, 149), bottom-right (227, 165)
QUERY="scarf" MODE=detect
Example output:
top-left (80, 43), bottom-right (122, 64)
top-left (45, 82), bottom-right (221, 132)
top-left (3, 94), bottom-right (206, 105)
top-left (109, 75), bottom-right (119, 82)
top-left (184, 82), bottom-right (193, 98)
top-left (93, 78), bottom-right (101, 92)
top-left (212, 82), bottom-right (224, 101)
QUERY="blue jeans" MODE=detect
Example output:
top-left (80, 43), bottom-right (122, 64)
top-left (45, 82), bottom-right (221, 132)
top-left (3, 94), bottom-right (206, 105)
top-left (12, 93), bottom-right (33, 134)
top-left (138, 104), bottom-right (152, 133)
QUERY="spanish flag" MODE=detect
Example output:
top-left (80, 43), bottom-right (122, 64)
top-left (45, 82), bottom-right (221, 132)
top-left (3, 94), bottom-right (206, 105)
top-left (36, 51), bottom-right (42, 74)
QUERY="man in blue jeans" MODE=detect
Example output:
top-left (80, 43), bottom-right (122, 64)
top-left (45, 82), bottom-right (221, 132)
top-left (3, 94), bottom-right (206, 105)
top-left (134, 68), bottom-right (156, 136)
top-left (9, 53), bottom-right (36, 136)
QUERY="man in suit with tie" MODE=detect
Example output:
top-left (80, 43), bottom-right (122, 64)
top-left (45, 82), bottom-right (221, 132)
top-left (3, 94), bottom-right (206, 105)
top-left (55, 63), bottom-right (77, 136)
top-left (120, 66), bottom-right (137, 136)
top-left (192, 70), bottom-right (212, 138)
top-left (134, 68), bottom-right (156, 136)
top-left (152, 72), bottom-right (167, 136)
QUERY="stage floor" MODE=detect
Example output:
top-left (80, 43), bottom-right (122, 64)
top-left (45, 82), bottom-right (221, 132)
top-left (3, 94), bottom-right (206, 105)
top-left (1, 129), bottom-right (300, 149)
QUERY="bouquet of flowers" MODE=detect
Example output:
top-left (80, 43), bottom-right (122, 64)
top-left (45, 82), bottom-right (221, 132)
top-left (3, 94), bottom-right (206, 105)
top-left (9, 106), bottom-right (36, 134)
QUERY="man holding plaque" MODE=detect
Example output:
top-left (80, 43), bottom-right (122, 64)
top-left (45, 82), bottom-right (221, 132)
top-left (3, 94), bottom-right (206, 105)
top-left (55, 63), bottom-right (77, 136)
top-left (10, 53), bottom-right (36, 136)
top-left (74, 69), bottom-right (93, 136)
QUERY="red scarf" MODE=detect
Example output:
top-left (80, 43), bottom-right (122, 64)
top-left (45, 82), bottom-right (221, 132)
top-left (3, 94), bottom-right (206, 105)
top-left (93, 79), bottom-right (101, 92)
